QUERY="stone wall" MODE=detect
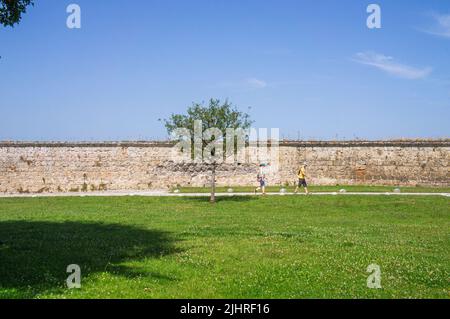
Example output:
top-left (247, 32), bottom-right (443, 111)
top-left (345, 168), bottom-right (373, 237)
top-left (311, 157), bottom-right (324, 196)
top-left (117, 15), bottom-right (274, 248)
top-left (0, 140), bottom-right (448, 194)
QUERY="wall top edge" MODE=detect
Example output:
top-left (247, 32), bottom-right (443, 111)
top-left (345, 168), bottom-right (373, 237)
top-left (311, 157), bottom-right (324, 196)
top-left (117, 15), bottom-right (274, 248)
top-left (0, 140), bottom-right (449, 148)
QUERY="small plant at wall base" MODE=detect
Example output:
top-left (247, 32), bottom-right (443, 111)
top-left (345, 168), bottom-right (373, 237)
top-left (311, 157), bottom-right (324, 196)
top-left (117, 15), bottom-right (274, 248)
top-left (161, 99), bottom-right (253, 203)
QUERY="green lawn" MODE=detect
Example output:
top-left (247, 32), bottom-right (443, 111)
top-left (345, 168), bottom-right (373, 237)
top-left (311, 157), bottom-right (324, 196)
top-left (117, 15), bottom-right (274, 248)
top-left (173, 185), bottom-right (450, 193)
top-left (0, 195), bottom-right (448, 299)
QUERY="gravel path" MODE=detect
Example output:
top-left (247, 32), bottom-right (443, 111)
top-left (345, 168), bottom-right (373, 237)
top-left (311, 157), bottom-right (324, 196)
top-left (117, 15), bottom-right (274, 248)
top-left (0, 190), bottom-right (448, 198)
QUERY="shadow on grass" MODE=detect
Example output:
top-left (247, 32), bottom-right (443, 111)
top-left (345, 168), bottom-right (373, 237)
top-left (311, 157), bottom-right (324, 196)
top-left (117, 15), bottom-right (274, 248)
top-left (182, 195), bottom-right (258, 203)
top-left (0, 221), bottom-right (180, 298)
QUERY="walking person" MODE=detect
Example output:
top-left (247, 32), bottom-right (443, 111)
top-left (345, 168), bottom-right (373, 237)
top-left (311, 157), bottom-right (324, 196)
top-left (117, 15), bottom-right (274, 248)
top-left (294, 162), bottom-right (309, 194)
top-left (255, 163), bottom-right (268, 195)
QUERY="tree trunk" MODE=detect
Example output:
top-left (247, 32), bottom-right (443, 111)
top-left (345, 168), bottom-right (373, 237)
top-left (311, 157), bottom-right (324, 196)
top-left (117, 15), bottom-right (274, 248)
top-left (210, 164), bottom-right (216, 203)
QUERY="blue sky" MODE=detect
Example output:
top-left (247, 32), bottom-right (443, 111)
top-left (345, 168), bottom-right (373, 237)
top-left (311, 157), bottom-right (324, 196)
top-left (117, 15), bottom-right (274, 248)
top-left (0, 0), bottom-right (449, 141)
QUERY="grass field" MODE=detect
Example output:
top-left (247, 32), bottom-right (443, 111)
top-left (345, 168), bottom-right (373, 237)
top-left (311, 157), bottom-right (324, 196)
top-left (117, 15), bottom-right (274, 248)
top-left (172, 185), bottom-right (450, 193)
top-left (0, 195), bottom-right (448, 299)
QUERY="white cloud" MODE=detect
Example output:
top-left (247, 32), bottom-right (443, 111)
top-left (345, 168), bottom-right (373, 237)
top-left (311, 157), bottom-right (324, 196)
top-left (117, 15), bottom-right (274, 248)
top-left (422, 13), bottom-right (450, 38)
top-left (353, 52), bottom-right (432, 80)
top-left (215, 78), bottom-right (268, 89)
top-left (245, 78), bottom-right (268, 89)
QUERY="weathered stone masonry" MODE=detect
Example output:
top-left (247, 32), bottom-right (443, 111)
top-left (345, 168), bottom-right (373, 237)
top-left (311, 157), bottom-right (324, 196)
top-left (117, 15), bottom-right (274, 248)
top-left (0, 140), bottom-right (448, 194)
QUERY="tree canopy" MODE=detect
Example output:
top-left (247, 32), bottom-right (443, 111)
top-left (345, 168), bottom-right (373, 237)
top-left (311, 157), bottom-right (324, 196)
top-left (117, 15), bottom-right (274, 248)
top-left (0, 0), bottom-right (34, 27)
top-left (163, 99), bottom-right (252, 145)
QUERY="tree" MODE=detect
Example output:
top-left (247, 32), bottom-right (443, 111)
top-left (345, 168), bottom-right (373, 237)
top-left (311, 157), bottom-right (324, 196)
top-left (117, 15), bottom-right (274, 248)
top-left (0, 0), bottom-right (34, 27)
top-left (162, 99), bottom-right (253, 203)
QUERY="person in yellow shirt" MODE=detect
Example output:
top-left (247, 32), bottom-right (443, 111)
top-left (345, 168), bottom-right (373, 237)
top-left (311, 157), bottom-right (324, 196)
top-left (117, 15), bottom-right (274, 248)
top-left (294, 163), bottom-right (309, 194)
